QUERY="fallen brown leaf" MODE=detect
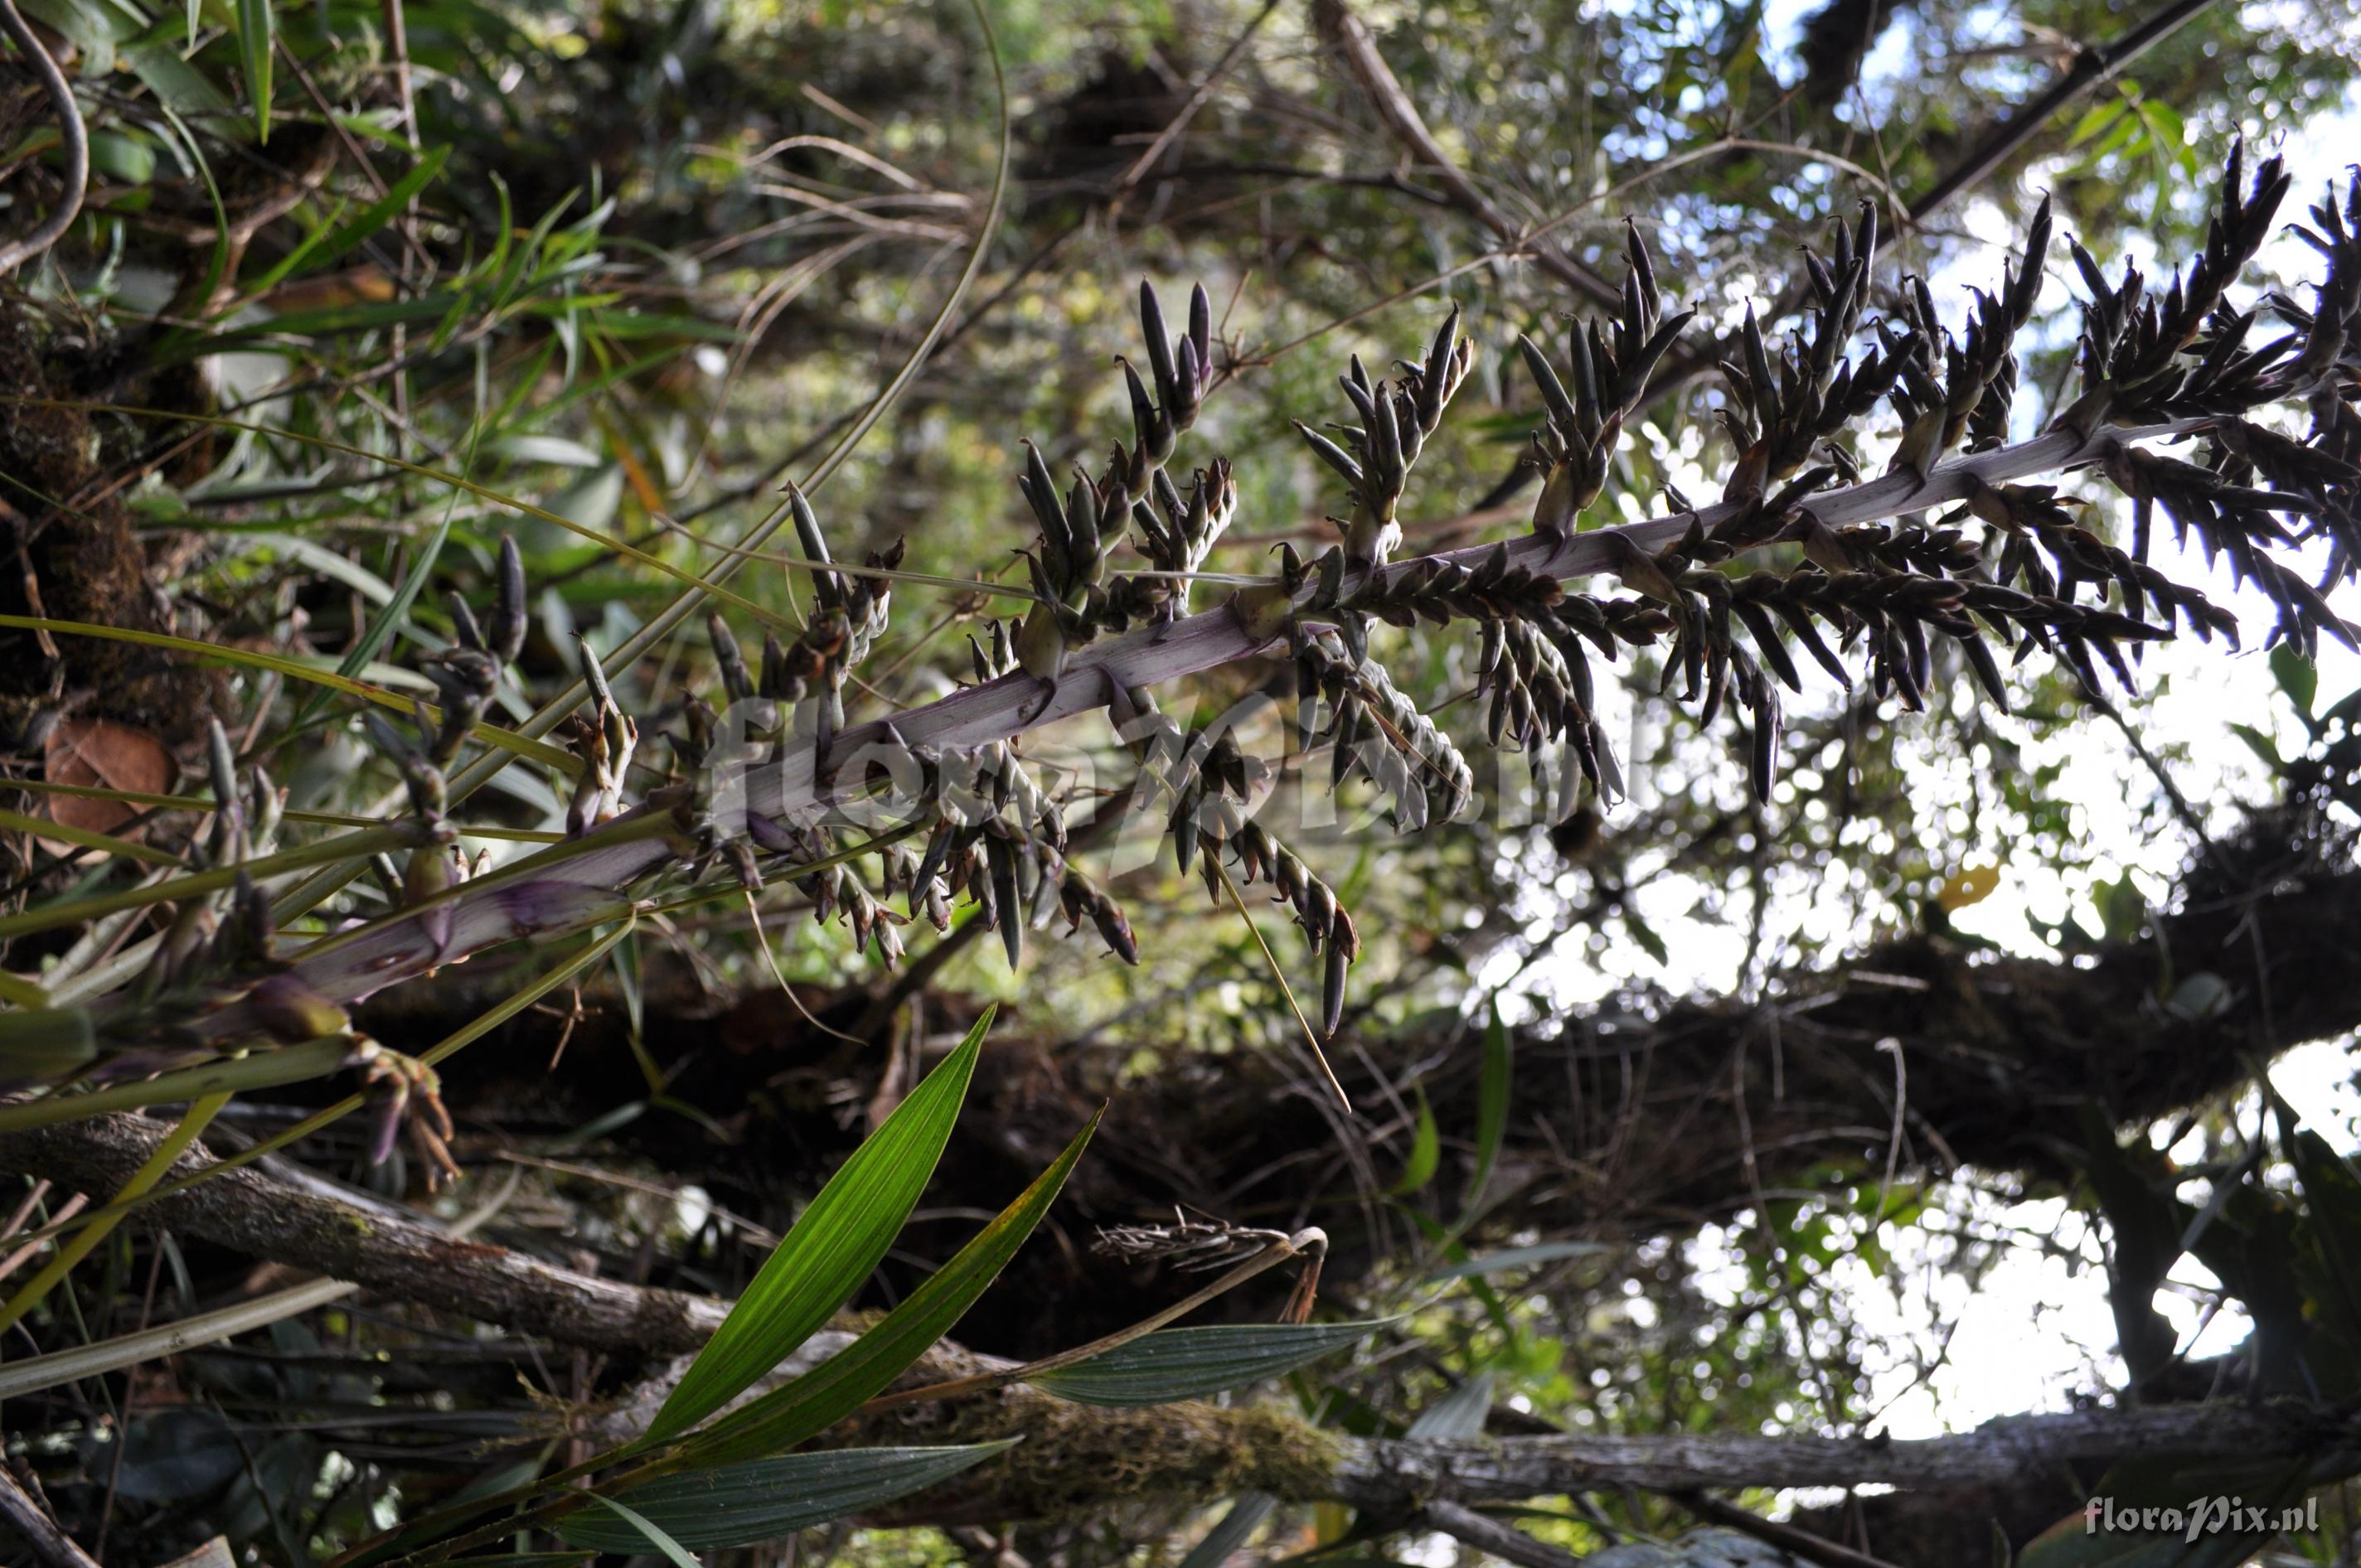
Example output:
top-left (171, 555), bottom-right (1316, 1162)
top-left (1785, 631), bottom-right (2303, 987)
top-left (36, 716), bottom-right (178, 857)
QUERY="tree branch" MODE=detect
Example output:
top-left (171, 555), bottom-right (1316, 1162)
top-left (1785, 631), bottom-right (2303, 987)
top-left (1311, 0), bottom-right (1623, 309)
top-left (2, 1104), bottom-right (2351, 1526)
top-left (0, 1108), bottom-right (729, 1356)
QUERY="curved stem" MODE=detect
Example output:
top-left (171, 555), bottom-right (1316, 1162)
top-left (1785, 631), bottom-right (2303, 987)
top-left (0, 0), bottom-right (88, 278)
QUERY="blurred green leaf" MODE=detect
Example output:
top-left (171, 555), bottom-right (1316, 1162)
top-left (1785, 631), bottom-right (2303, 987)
top-left (1386, 1088), bottom-right (1438, 1197)
top-left (1177, 1493), bottom-right (1278, 1568)
top-left (2271, 644), bottom-right (2317, 716)
top-left (2229, 722), bottom-right (2281, 771)
top-left (1467, 1000), bottom-right (1512, 1221)
top-left (1405, 1371), bottom-right (1493, 1439)
top-left (1428, 1241), bottom-right (1610, 1283)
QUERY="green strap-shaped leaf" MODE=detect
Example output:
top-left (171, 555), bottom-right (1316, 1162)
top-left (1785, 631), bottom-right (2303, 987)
top-left (1030, 1321), bottom-right (1387, 1408)
top-left (647, 1008), bottom-right (996, 1442)
top-left (683, 1106), bottom-right (1102, 1466)
top-left (561, 1443), bottom-right (1016, 1552)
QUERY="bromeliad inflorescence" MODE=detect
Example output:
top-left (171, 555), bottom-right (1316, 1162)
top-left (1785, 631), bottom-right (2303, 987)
top-left (11, 148), bottom-right (2359, 1133)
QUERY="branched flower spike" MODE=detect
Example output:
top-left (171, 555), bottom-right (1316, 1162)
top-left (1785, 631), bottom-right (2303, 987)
top-left (1525, 225), bottom-right (1695, 534)
top-left (417, 535), bottom-right (527, 765)
top-left (1009, 281), bottom-right (1228, 714)
top-left (1718, 202), bottom-right (1908, 495)
top-left (30, 151), bottom-right (2361, 1129)
top-left (1297, 304), bottom-right (1473, 570)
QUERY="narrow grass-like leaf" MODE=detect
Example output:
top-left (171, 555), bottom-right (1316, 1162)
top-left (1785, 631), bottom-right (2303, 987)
top-left (0, 614), bottom-right (574, 773)
top-left (1426, 1241), bottom-right (1608, 1283)
top-left (1029, 1321), bottom-right (1386, 1407)
top-left (647, 1008), bottom-right (996, 1442)
top-left (1177, 1493), bottom-right (1278, 1568)
top-left (0, 1094), bottom-right (230, 1333)
top-left (236, 0), bottom-right (272, 140)
top-left (1385, 1087), bottom-right (1438, 1197)
top-left (1405, 1371), bottom-right (1494, 1439)
top-left (570, 1497), bottom-right (696, 1568)
top-left (1465, 1002), bottom-right (1513, 1219)
top-left (0, 806), bottom-right (182, 869)
top-left (312, 147), bottom-right (451, 269)
top-left (685, 1105), bottom-right (1100, 1464)
top-left (561, 1444), bottom-right (1014, 1551)
top-left (0, 1038), bottom-right (353, 1135)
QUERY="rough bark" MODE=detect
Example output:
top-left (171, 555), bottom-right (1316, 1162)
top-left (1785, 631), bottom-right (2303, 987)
top-left (0, 302), bottom-right (222, 748)
top-left (0, 1108), bottom-right (729, 1355)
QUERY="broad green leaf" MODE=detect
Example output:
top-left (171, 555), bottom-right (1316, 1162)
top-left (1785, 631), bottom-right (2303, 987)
top-left (2271, 644), bottom-right (2317, 716)
top-left (236, 0), bottom-right (273, 141)
top-left (1030, 1321), bottom-right (1387, 1407)
top-left (1177, 1493), bottom-right (1277, 1568)
top-left (1466, 1002), bottom-right (1512, 1219)
top-left (1385, 1088), bottom-right (1438, 1197)
top-left (1427, 1241), bottom-right (1609, 1283)
top-left (571, 1496), bottom-right (697, 1568)
top-left (684, 1106), bottom-right (1101, 1465)
top-left (87, 130), bottom-right (156, 185)
top-left (646, 1008), bottom-right (997, 1442)
top-left (561, 1444), bottom-right (1015, 1551)
top-left (120, 38), bottom-right (235, 121)
top-left (1405, 1371), bottom-right (1494, 1440)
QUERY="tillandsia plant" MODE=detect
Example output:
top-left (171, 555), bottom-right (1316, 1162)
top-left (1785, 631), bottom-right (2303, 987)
top-left (2, 145), bottom-right (2358, 1133)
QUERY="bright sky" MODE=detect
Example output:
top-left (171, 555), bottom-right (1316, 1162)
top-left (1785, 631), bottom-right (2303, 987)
top-left (1614, 0), bottom-right (2361, 1462)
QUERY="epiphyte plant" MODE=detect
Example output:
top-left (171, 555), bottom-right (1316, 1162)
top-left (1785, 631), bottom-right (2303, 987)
top-left (3, 146), bottom-right (2357, 1130)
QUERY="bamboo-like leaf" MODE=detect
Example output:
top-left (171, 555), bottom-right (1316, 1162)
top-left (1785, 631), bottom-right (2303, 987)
top-left (685, 1104), bottom-right (1100, 1464)
top-left (647, 1009), bottom-right (996, 1442)
top-left (561, 1444), bottom-right (1015, 1551)
top-left (1029, 1320), bottom-right (1386, 1407)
